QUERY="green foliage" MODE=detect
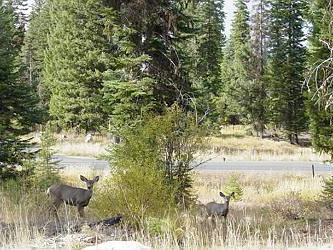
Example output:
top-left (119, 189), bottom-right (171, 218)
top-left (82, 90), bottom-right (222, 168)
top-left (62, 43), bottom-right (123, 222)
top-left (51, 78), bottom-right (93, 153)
top-left (320, 176), bottom-right (333, 209)
top-left (308, 0), bottom-right (332, 65)
top-left (247, 0), bottom-right (270, 137)
top-left (0, 0), bottom-right (40, 179)
top-left (31, 127), bottom-right (60, 190)
top-left (144, 216), bottom-right (182, 237)
top-left (218, 0), bottom-right (251, 125)
top-left (1, 178), bottom-right (29, 204)
top-left (112, 105), bottom-right (206, 205)
top-left (92, 162), bottom-right (176, 225)
top-left (308, 104), bottom-right (333, 160)
top-left (102, 56), bottom-right (156, 130)
top-left (267, 0), bottom-right (308, 144)
top-left (42, 0), bottom-right (115, 132)
top-left (307, 1), bottom-right (333, 160)
top-left (102, 0), bottom-right (196, 127)
top-left (223, 174), bottom-right (243, 201)
top-left (186, 0), bottom-right (225, 126)
top-left (92, 106), bottom-right (206, 224)
top-left (23, 0), bottom-right (52, 111)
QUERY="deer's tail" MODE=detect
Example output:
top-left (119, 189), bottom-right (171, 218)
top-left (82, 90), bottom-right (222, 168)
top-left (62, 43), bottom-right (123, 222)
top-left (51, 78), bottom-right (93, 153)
top-left (46, 187), bottom-right (50, 196)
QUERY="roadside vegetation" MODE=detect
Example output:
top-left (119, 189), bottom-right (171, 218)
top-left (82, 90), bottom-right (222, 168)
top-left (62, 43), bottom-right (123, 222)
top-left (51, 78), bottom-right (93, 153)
top-left (1, 171), bottom-right (333, 249)
top-left (2, 0), bottom-right (333, 249)
top-left (51, 125), bottom-right (330, 162)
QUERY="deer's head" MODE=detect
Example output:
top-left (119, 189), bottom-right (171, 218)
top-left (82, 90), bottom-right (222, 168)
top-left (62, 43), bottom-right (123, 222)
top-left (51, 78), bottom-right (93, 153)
top-left (219, 191), bottom-right (235, 204)
top-left (80, 175), bottom-right (99, 190)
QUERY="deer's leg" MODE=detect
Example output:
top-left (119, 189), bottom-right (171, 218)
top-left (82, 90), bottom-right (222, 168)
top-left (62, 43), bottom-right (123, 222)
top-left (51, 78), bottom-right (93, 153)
top-left (49, 199), bottom-right (62, 223)
top-left (77, 206), bottom-right (85, 218)
top-left (222, 215), bottom-right (228, 242)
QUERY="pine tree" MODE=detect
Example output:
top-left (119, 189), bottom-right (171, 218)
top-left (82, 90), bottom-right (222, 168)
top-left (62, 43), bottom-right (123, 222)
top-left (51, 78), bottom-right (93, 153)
top-left (0, 0), bottom-right (40, 178)
top-left (307, 0), bottom-right (333, 158)
top-left (42, 0), bottom-right (115, 132)
top-left (248, 0), bottom-right (270, 136)
top-left (101, 0), bottom-right (197, 130)
top-left (218, 0), bottom-right (250, 125)
top-left (267, 0), bottom-right (308, 144)
top-left (32, 126), bottom-right (60, 189)
top-left (107, 1), bottom-right (195, 109)
top-left (190, 0), bottom-right (225, 125)
top-left (24, 0), bottom-right (52, 109)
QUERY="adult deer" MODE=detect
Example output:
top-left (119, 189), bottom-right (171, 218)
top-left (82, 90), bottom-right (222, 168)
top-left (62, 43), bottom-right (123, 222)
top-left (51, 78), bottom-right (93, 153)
top-left (46, 175), bottom-right (99, 222)
top-left (204, 191), bottom-right (235, 219)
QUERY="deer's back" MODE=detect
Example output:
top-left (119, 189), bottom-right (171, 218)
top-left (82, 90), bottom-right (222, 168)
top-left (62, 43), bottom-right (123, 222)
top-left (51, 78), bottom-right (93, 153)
top-left (205, 202), bottom-right (228, 217)
top-left (48, 184), bottom-right (92, 207)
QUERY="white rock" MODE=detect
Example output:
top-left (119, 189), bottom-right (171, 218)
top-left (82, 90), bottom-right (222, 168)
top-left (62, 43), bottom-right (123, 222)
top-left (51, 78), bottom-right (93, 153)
top-left (82, 241), bottom-right (150, 250)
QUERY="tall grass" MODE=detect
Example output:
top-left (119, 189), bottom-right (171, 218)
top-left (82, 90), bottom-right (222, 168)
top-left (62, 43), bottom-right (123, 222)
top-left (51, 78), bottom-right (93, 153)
top-left (1, 172), bottom-right (333, 249)
top-left (49, 126), bottom-right (330, 161)
top-left (209, 125), bottom-right (330, 161)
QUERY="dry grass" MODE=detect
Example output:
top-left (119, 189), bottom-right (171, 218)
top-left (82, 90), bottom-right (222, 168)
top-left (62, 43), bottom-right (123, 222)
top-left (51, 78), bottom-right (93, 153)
top-left (1, 171), bottom-right (333, 249)
top-left (54, 143), bottom-right (107, 157)
top-left (195, 171), bottom-right (324, 203)
top-left (38, 126), bottom-right (330, 161)
top-left (209, 125), bottom-right (330, 161)
top-left (52, 132), bottom-right (109, 157)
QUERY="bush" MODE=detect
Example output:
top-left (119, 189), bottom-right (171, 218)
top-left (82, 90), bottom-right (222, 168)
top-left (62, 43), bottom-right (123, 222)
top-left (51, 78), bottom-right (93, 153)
top-left (92, 105), bottom-right (206, 224)
top-left (320, 175), bottom-right (333, 210)
top-left (223, 174), bottom-right (243, 201)
top-left (145, 217), bottom-right (172, 235)
top-left (269, 192), bottom-right (314, 220)
top-left (30, 127), bottom-right (60, 190)
top-left (91, 166), bottom-right (176, 224)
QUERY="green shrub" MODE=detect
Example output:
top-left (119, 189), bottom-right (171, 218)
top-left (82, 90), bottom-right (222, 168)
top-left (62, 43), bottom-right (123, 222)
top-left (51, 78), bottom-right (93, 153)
top-left (31, 127), bottom-right (60, 190)
top-left (91, 166), bottom-right (176, 224)
top-left (92, 105), bottom-right (206, 225)
top-left (320, 175), bottom-right (333, 210)
top-left (223, 174), bottom-right (243, 201)
top-left (145, 217), bottom-right (172, 235)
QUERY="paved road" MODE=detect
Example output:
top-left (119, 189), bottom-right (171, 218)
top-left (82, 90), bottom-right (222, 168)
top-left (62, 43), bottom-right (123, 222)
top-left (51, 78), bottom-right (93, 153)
top-left (54, 154), bottom-right (333, 173)
top-left (54, 155), bottom-right (109, 171)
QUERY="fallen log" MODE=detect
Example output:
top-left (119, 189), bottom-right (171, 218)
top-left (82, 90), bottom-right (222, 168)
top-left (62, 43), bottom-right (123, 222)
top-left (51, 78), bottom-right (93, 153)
top-left (88, 215), bottom-right (122, 227)
top-left (70, 215), bottom-right (122, 233)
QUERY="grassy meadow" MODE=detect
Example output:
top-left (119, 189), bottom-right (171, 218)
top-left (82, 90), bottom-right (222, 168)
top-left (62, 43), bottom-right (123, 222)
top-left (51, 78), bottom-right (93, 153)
top-left (3, 126), bottom-right (331, 249)
top-left (48, 125), bottom-right (330, 162)
top-left (1, 171), bottom-right (333, 249)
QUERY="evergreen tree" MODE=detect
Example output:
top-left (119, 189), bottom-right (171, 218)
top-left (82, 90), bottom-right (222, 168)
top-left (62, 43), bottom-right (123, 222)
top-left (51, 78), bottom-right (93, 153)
top-left (99, 0), bottom-right (198, 131)
top-left (248, 0), bottom-right (270, 136)
top-left (106, 0), bottom-right (195, 111)
top-left (42, 0), bottom-right (115, 132)
top-left (267, 0), bottom-right (308, 144)
top-left (307, 0), bottom-right (333, 158)
top-left (24, 0), bottom-right (51, 109)
top-left (190, 0), bottom-right (225, 125)
top-left (218, 0), bottom-right (250, 125)
top-left (32, 126), bottom-right (60, 189)
top-left (0, 0), bottom-right (40, 178)
top-left (100, 8), bottom-right (156, 131)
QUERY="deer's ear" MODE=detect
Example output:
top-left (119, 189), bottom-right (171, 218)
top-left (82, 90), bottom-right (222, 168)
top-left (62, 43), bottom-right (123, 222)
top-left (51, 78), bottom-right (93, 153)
top-left (219, 192), bottom-right (225, 197)
top-left (94, 176), bottom-right (100, 183)
top-left (80, 175), bottom-right (88, 182)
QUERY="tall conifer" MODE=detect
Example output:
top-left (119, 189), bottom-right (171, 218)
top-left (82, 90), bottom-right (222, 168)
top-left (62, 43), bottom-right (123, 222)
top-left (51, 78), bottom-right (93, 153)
top-left (42, 0), bottom-right (114, 132)
top-left (219, 0), bottom-right (250, 124)
top-left (190, 0), bottom-right (225, 125)
top-left (307, 1), bottom-right (333, 157)
top-left (267, 0), bottom-right (308, 144)
top-left (248, 0), bottom-right (270, 136)
top-left (0, 0), bottom-right (40, 178)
